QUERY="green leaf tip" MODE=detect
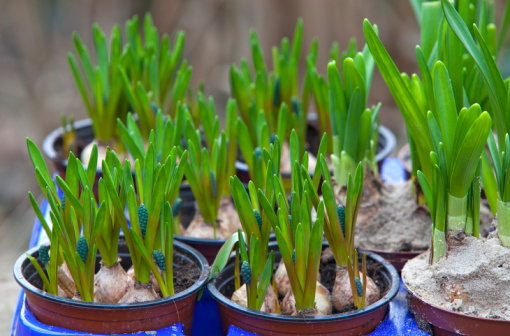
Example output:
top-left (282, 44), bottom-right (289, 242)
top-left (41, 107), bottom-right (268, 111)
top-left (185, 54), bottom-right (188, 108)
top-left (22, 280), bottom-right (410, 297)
top-left (77, 235), bottom-right (88, 263)
top-left (153, 250), bottom-right (166, 271)
top-left (337, 205), bottom-right (345, 236)
top-left (138, 203), bottom-right (148, 238)
top-left (241, 261), bottom-right (251, 285)
top-left (355, 277), bottom-right (363, 297)
top-left (253, 209), bottom-right (262, 230)
top-left (38, 245), bottom-right (49, 265)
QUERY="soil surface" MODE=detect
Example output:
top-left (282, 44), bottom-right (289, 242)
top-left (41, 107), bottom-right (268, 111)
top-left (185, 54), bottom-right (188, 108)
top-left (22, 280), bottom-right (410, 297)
top-left (402, 231), bottom-right (510, 320)
top-left (181, 197), bottom-right (242, 239)
top-left (172, 253), bottom-right (201, 294)
top-left (354, 180), bottom-right (433, 252)
top-left (220, 248), bottom-right (390, 316)
top-left (352, 179), bottom-right (493, 252)
top-left (25, 246), bottom-right (201, 300)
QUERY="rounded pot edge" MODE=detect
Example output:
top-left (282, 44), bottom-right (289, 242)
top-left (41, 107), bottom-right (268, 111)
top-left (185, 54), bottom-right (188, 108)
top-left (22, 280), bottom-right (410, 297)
top-left (207, 246), bottom-right (399, 335)
top-left (361, 247), bottom-right (423, 273)
top-left (402, 254), bottom-right (510, 336)
top-left (13, 240), bottom-right (209, 334)
top-left (42, 118), bottom-right (95, 172)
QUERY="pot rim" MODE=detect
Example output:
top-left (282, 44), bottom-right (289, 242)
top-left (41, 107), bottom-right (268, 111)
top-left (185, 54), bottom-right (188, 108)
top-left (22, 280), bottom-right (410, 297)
top-left (234, 124), bottom-right (396, 174)
top-left (42, 118), bottom-right (93, 164)
top-left (361, 247), bottom-right (426, 257)
top-left (207, 247), bottom-right (399, 322)
top-left (403, 253), bottom-right (510, 324)
top-left (13, 240), bottom-right (209, 309)
top-left (174, 232), bottom-right (277, 246)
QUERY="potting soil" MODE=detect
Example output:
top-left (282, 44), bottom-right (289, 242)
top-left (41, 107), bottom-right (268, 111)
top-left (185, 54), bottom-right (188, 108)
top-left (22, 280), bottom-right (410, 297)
top-left (402, 232), bottom-right (510, 320)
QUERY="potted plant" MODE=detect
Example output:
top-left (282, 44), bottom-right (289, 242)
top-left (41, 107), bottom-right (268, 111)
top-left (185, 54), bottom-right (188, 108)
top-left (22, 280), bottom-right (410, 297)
top-left (207, 143), bottom-right (399, 335)
top-left (168, 96), bottom-right (243, 262)
top-left (399, 0), bottom-right (509, 179)
top-left (42, 14), bottom-right (192, 181)
top-left (402, 2), bottom-right (510, 334)
top-left (361, 0), bottom-right (500, 270)
top-left (15, 137), bottom-right (208, 334)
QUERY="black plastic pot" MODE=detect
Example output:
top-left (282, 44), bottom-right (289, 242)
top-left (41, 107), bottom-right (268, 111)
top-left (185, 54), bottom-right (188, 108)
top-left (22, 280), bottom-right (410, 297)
top-left (14, 239), bottom-right (209, 335)
top-left (207, 243), bottom-right (399, 335)
top-left (235, 122), bottom-right (396, 185)
top-left (42, 118), bottom-right (196, 202)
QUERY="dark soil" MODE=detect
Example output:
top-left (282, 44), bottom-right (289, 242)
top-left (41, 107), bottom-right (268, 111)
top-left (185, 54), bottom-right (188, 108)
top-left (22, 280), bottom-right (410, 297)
top-left (172, 253), bottom-right (201, 294)
top-left (219, 247), bottom-right (391, 316)
top-left (23, 240), bottom-right (201, 298)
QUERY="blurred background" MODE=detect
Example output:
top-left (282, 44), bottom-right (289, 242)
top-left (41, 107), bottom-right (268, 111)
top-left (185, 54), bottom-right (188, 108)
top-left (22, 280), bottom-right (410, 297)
top-left (0, 0), bottom-right (505, 333)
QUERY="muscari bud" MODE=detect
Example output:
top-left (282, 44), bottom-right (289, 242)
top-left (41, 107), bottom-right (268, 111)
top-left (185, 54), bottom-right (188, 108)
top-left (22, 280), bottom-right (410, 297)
top-left (150, 102), bottom-right (158, 114)
top-left (241, 261), bottom-right (251, 285)
top-left (337, 205), bottom-right (345, 237)
top-left (273, 77), bottom-right (281, 107)
top-left (253, 209), bottom-right (262, 231)
top-left (289, 192), bottom-right (295, 214)
top-left (39, 245), bottom-right (50, 265)
top-left (153, 250), bottom-right (166, 271)
top-left (138, 203), bottom-right (148, 239)
top-left (77, 235), bottom-right (88, 263)
top-left (291, 97), bottom-right (299, 116)
top-left (292, 249), bottom-right (296, 264)
top-left (210, 169), bottom-right (217, 198)
top-left (269, 134), bottom-right (277, 145)
top-left (254, 147), bottom-right (262, 161)
top-left (172, 198), bottom-right (182, 216)
top-left (61, 194), bottom-right (66, 211)
top-left (355, 277), bottom-right (363, 297)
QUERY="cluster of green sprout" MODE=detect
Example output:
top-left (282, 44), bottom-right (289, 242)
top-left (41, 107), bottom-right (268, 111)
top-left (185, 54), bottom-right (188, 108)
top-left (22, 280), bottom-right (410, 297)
top-left (27, 139), bottom-right (105, 301)
top-left (210, 131), bottom-right (369, 312)
top-left (26, 129), bottom-right (187, 300)
top-left (68, 13), bottom-right (191, 146)
top-left (231, 19), bottom-right (321, 189)
top-left (363, 0), bottom-right (510, 264)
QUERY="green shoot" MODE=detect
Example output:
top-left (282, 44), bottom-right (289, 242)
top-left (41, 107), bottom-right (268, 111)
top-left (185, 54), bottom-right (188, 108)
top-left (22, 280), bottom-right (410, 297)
top-left (26, 138), bottom-right (105, 301)
top-left (120, 14), bottom-right (191, 138)
top-left (230, 19), bottom-right (308, 160)
top-left (321, 161), bottom-right (368, 309)
top-left (102, 139), bottom-right (186, 295)
top-left (364, 1), bottom-right (508, 188)
top-left (326, 59), bottom-right (380, 190)
top-left (441, 0), bottom-right (510, 247)
top-left (68, 21), bottom-right (129, 144)
top-left (237, 230), bottom-right (275, 310)
top-left (230, 137), bottom-right (283, 272)
top-left (182, 99), bottom-right (237, 237)
top-left (307, 38), bottom-right (378, 160)
top-left (256, 147), bottom-right (324, 312)
top-left (415, 64), bottom-right (491, 263)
